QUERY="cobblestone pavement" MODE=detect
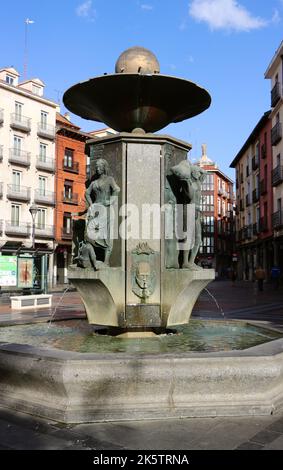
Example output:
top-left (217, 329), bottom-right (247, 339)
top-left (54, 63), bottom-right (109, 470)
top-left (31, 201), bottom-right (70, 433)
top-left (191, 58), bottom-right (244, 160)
top-left (0, 280), bottom-right (283, 450)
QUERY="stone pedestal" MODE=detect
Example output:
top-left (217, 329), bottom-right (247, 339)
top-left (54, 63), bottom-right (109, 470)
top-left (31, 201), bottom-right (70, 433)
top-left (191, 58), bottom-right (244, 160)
top-left (69, 132), bottom-right (215, 328)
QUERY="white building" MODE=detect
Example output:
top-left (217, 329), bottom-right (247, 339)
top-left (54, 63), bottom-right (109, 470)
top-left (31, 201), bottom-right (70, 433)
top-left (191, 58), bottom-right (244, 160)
top-left (265, 41), bottom-right (283, 265)
top-left (0, 67), bottom-right (57, 289)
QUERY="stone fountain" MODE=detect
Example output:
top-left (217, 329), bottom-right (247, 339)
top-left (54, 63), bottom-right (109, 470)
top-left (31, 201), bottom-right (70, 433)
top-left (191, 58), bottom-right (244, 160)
top-left (0, 48), bottom-right (283, 423)
top-left (64, 46), bottom-right (215, 333)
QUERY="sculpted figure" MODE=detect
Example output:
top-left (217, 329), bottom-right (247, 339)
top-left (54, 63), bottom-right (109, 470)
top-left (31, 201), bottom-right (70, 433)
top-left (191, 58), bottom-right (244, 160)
top-left (171, 160), bottom-right (206, 270)
top-left (84, 158), bottom-right (120, 267)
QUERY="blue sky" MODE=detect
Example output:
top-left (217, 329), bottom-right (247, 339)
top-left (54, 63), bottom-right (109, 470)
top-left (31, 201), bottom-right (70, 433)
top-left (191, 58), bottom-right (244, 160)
top-left (0, 0), bottom-right (282, 178)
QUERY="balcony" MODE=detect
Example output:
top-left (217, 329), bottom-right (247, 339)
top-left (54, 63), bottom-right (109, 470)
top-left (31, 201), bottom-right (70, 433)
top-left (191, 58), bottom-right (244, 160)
top-left (271, 81), bottom-right (281, 108)
top-left (36, 155), bottom-right (55, 173)
top-left (5, 221), bottom-right (30, 237)
top-left (272, 165), bottom-right (283, 186)
top-left (272, 211), bottom-right (283, 230)
top-left (259, 217), bottom-right (268, 233)
top-left (61, 227), bottom-right (73, 240)
top-left (34, 224), bottom-right (55, 239)
top-left (260, 179), bottom-right (267, 195)
top-left (9, 148), bottom-right (31, 167)
top-left (252, 155), bottom-right (259, 171)
top-left (217, 187), bottom-right (223, 196)
top-left (63, 160), bottom-right (79, 174)
top-left (10, 113), bottom-right (31, 133)
top-left (7, 185), bottom-right (31, 202)
top-left (245, 194), bottom-right (251, 207)
top-left (252, 188), bottom-right (259, 203)
top-left (37, 122), bottom-right (55, 140)
top-left (0, 108), bottom-right (3, 125)
top-left (261, 144), bottom-right (267, 159)
top-left (0, 145), bottom-right (2, 161)
top-left (0, 182), bottom-right (3, 198)
top-left (253, 222), bottom-right (260, 236)
top-left (271, 122), bottom-right (282, 146)
top-left (62, 191), bottom-right (78, 205)
top-left (34, 189), bottom-right (55, 206)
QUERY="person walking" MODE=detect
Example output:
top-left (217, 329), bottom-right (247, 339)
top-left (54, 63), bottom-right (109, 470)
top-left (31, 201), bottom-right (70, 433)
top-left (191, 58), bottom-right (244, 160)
top-left (255, 266), bottom-right (265, 292)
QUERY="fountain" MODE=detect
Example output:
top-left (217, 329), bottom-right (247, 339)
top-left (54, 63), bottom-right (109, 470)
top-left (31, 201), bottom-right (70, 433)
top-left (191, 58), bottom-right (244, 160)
top-left (0, 47), bottom-right (283, 423)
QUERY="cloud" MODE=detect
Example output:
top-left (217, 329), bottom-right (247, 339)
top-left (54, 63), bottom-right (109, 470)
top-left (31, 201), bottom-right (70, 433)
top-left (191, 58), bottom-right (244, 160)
top-left (271, 9), bottom-right (281, 24)
top-left (76, 0), bottom-right (96, 21)
top-left (189, 0), bottom-right (267, 32)
top-left (141, 4), bottom-right (153, 10)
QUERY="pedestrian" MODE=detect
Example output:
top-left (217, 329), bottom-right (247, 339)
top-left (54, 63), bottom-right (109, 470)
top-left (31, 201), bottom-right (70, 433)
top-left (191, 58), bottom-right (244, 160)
top-left (271, 266), bottom-right (281, 290)
top-left (255, 266), bottom-right (265, 292)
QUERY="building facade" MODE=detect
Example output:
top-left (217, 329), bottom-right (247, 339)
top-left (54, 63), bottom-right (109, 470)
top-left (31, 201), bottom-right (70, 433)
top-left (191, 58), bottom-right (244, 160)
top-left (198, 145), bottom-right (234, 276)
top-left (0, 67), bottom-right (57, 289)
top-left (54, 113), bottom-right (89, 284)
top-left (265, 41), bottom-right (283, 269)
top-left (230, 112), bottom-right (273, 280)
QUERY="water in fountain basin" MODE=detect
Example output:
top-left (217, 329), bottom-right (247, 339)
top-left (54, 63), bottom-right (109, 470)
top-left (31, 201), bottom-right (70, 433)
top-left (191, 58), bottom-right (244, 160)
top-left (1, 319), bottom-right (281, 354)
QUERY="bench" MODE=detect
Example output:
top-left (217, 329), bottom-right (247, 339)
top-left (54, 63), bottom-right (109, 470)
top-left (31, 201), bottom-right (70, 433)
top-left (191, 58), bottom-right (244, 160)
top-left (10, 294), bottom-right (52, 310)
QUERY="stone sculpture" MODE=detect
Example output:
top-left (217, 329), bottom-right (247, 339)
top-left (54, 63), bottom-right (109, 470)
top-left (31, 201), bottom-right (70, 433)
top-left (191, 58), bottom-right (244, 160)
top-left (84, 158), bottom-right (120, 268)
top-left (170, 160), bottom-right (206, 270)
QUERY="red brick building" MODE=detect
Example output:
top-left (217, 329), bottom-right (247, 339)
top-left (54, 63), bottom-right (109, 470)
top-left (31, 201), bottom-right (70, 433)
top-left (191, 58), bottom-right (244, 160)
top-left (198, 145), bottom-right (234, 276)
top-left (54, 113), bottom-right (89, 284)
top-left (230, 111), bottom-right (273, 279)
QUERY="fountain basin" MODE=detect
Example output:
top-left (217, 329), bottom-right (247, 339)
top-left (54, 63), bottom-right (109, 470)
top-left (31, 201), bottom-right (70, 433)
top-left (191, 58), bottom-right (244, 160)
top-left (0, 320), bottom-right (283, 423)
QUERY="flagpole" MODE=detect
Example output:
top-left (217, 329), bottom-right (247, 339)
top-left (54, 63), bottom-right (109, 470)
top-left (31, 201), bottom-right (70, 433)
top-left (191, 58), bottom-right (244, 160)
top-left (24, 19), bottom-right (34, 81)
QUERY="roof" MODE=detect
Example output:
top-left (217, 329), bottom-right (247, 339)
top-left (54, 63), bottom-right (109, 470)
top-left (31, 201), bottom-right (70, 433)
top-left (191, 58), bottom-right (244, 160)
top-left (0, 67), bottom-right (19, 76)
top-left (56, 112), bottom-right (80, 130)
top-left (230, 111), bottom-right (271, 168)
top-left (19, 78), bottom-right (45, 87)
top-left (265, 40), bottom-right (283, 78)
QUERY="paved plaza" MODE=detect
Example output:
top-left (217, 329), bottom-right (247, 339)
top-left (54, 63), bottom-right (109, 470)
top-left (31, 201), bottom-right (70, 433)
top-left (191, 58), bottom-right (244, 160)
top-left (0, 279), bottom-right (283, 450)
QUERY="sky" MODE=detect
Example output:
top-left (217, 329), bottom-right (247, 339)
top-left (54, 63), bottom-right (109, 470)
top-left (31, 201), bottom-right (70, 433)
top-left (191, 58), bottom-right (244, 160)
top-left (0, 0), bottom-right (282, 179)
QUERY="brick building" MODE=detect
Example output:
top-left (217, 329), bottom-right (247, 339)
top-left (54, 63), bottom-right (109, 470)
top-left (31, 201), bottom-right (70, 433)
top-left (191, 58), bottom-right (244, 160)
top-left (198, 144), bottom-right (234, 276)
top-left (230, 112), bottom-right (273, 280)
top-left (54, 113), bottom-right (89, 284)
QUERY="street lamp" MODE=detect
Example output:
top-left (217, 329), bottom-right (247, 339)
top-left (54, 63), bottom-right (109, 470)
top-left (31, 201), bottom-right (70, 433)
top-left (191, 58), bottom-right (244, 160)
top-left (29, 203), bottom-right (38, 250)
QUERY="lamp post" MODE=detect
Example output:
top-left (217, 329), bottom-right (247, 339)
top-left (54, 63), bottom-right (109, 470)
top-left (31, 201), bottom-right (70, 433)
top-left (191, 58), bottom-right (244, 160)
top-left (29, 203), bottom-right (38, 250)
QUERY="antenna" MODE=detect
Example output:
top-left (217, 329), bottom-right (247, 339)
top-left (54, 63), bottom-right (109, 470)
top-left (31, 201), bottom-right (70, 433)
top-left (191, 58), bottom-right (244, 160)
top-left (24, 18), bottom-right (35, 81)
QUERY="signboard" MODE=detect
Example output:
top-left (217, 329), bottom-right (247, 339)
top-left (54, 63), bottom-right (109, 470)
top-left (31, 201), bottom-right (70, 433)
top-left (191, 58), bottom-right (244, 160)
top-left (17, 257), bottom-right (34, 288)
top-left (0, 256), bottom-right (18, 286)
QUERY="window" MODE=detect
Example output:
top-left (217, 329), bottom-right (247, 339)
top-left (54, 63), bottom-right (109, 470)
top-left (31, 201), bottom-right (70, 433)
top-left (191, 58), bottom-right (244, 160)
top-left (12, 170), bottom-right (21, 190)
top-left (64, 181), bottom-right (73, 199)
top-left (39, 143), bottom-right (47, 161)
top-left (13, 135), bottom-right (22, 155)
top-left (11, 204), bottom-right (20, 225)
top-left (64, 148), bottom-right (74, 168)
top-left (15, 102), bottom-right (23, 119)
top-left (6, 75), bottom-right (14, 85)
top-left (40, 111), bottom-right (48, 129)
top-left (218, 198), bottom-right (221, 215)
top-left (39, 176), bottom-right (47, 195)
top-left (201, 174), bottom-right (214, 191)
top-left (63, 212), bottom-right (72, 234)
top-left (32, 84), bottom-right (41, 95)
top-left (37, 208), bottom-right (46, 229)
top-left (277, 154), bottom-right (281, 167)
top-left (277, 198), bottom-right (282, 213)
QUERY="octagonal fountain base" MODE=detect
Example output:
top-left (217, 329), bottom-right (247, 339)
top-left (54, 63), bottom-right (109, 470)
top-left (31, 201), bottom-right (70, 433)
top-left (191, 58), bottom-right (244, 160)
top-left (1, 332), bottom-right (283, 423)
